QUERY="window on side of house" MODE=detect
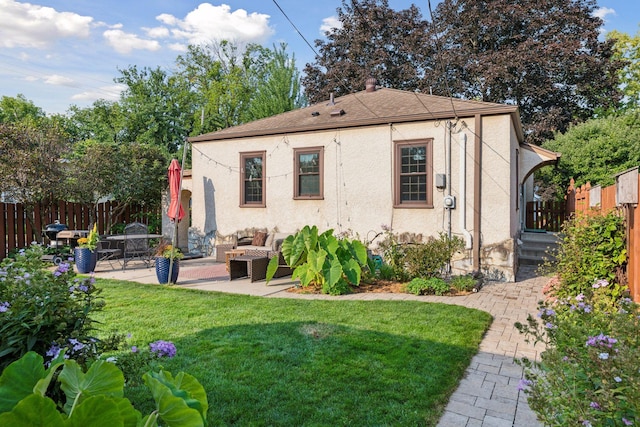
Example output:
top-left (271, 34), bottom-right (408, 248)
top-left (240, 151), bottom-right (265, 207)
top-left (394, 139), bottom-right (433, 208)
top-left (294, 147), bottom-right (323, 199)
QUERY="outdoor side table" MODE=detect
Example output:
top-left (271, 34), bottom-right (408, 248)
top-left (225, 248), bottom-right (246, 272)
top-left (229, 255), bottom-right (269, 282)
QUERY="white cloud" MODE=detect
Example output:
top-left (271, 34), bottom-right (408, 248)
top-left (594, 7), bottom-right (616, 21)
top-left (167, 43), bottom-right (188, 52)
top-left (0, 0), bottom-right (93, 49)
top-left (157, 3), bottom-right (274, 46)
top-left (320, 16), bottom-right (342, 34)
top-left (103, 29), bottom-right (161, 54)
top-left (44, 74), bottom-right (76, 87)
top-left (71, 84), bottom-right (125, 102)
top-left (144, 26), bottom-right (170, 39)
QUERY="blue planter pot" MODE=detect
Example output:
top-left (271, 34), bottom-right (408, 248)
top-left (74, 248), bottom-right (97, 273)
top-left (155, 257), bottom-right (179, 284)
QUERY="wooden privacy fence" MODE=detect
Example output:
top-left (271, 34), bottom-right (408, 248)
top-left (0, 200), bottom-right (159, 260)
top-left (565, 171), bottom-right (640, 302)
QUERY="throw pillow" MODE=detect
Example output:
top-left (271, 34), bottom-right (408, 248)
top-left (252, 231), bottom-right (267, 246)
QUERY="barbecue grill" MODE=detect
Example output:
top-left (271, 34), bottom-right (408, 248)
top-left (42, 222), bottom-right (68, 249)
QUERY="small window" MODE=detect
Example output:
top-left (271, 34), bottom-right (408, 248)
top-left (294, 147), bottom-right (323, 199)
top-left (394, 139), bottom-right (433, 208)
top-left (240, 151), bottom-right (265, 207)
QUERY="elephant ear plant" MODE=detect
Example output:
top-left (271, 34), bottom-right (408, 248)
top-left (0, 351), bottom-right (208, 426)
top-left (266, 225), bottom-right (374, 295)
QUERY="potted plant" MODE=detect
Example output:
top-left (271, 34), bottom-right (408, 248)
top-left (154, 239), bottom-right (184, 284)
top-left (74, 224), bottom-right (99, 274)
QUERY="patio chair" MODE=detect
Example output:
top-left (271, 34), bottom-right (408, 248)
top-left (96, 237), bottom-right (121, 270)
top-left (122, 222), bottom-right (152, 269)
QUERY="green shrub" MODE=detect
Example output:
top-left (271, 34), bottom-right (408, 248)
top-left (0, 351), bottom-right (208, 426)
top-left (377, 228), bottom-right (464, 281)
top-left (0, 244), bottom-right (107, 371)
top-left (376, 263), bottom-right (396, 280)
top-left (450, 274), bottom-right (477, 292)
top-left (516, 280), bottom-right (639, 426)
top-left (267, 225), bottom-right (373, 295)
top-left (552, 211), bottom-right (627, 299)
top-left (404, 277), bottom-right (450, 296)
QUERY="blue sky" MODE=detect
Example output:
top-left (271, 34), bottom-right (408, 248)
top-left (0, 0), bottom-right (637, 115)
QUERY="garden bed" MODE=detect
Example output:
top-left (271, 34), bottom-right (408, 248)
top-left (286, 278), bottom-right (480, 296)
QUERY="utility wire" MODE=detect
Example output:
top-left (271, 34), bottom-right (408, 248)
top-left (271, 0), bottom-right (319, 57)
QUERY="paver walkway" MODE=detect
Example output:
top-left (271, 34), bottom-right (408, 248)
top-left (93, 261), bottom-right (547, 426)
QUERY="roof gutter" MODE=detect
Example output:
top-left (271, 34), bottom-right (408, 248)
top-left (188, 106), bottom-right (519, 143)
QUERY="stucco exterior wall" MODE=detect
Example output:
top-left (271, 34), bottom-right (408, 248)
top-left (190, 113), bottom-right (518, 280)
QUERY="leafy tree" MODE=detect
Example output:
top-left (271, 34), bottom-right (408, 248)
top-left (608, 29), bottom-right (640, 109)
top-left (109, 143), bottom-right (166, 227)
top-left (175, 41), bottom-right (304, 135)
top-left (245, 43), bottom-right (305, 121)
top-left (64, 100), bottom-right (125, 144)
top-left (115, 65), bottom-right (196, 154)
top-left (425, 0), bottom-right (623, 144)
top-left (0, 95), bottom-right (46, 124)
top-left (302, 0), bottom-right (430, 104)
top-left (0, 120), bottom-right (71, 231)
top-left (64, 141), bottom-right (121, 225)
top-left (539, 109), bottom-right (640, 193)
top-left (305, 0), bottom-right (623, 144)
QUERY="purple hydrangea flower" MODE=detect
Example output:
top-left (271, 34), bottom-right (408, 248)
top-left (593, 279), bottom-right (609, 289)
top-left (149, 340), bottom-right (177, 358)
top-left (517, 378), bottom-right (532, 391)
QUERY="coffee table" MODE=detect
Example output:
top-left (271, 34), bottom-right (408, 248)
top-left (229, 255), bottom-right (269, 282)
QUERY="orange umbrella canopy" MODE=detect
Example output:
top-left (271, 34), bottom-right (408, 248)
top-left (167, 159), bottom-right (185, 222)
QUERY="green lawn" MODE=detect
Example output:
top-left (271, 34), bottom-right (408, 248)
top-left (95, 279), bottom-right (492, 426)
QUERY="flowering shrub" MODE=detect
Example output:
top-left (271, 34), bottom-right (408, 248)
top-left (516, 278), bottom-right (639, 426)
top-left (0, 244), bottom-right (108, 370)
top-left (548, 211), bottom-right (627, 299)
top-left (108, 337), bottom-right (178, 387)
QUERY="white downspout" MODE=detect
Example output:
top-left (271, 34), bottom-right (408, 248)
top-left (459, 133), bottom-right (473, 250)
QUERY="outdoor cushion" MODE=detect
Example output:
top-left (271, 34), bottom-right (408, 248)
top-left (252, 231), bottom-right (267, 246)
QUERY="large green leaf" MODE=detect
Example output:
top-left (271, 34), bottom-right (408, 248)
top-left (143, 372), bottom-right (204, 427)
top-left (59, 360), bottom-right (124, 415)
top-left (265, 256), bottom-right (280, 283)
top-left (0, 394), bottom-right (64, 427)
top-left (144, 371), bottom-right (207, 423)
top-left (66, 395), bottom-right (137, 427)
top-left (307, 248), bottom-right (327, 275)
top-left (342, 258), bottom-right (361, 285)
top-left (349, 240), bottom-right (368, 265)
top-left (324, 257), bottom-right (344, 288)
top-left (0, 351), bottom-right (45, 413)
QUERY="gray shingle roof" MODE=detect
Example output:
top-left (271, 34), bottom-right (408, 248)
top-left (189, 88), bottom-right (522, 143)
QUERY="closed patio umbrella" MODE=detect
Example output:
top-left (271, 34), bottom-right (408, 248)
top-left (168, 159), bottom-right (185, 222)
top-left (168, 155), bottom-right (186, 283)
